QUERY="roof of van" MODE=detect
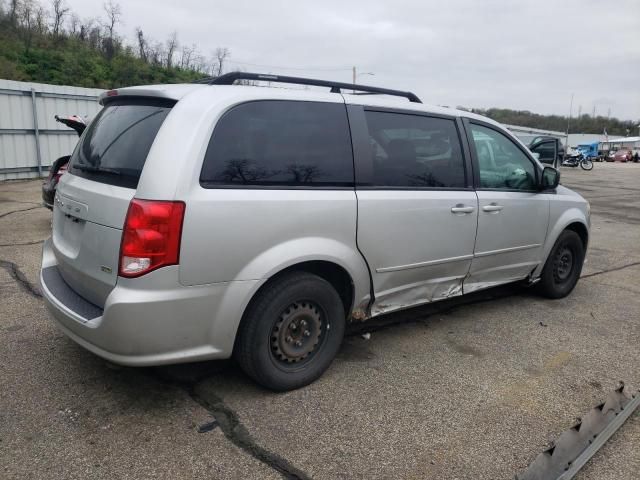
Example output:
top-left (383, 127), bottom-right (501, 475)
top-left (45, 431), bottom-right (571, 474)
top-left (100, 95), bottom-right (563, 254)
top-left (99, 82), bottom-right (501, 128)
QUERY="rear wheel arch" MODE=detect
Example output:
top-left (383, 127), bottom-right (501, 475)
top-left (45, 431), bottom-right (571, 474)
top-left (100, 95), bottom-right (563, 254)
top-left (241, 260), bottom-right (355, 324)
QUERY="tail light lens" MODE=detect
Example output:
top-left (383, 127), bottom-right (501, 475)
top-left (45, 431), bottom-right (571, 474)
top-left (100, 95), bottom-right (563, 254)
top-left (119, 199), bottom-right (186, 278)
top-left (47, 162), bottom-right (68, 183)
top-left (53, 163), bottom-right (68, 184)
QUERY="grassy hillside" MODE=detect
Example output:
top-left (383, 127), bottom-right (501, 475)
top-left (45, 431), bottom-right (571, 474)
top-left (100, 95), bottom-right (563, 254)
top-left (0, 0), bottom-right (207, 89)
top-left (0, 36), bottom-right (202, 88)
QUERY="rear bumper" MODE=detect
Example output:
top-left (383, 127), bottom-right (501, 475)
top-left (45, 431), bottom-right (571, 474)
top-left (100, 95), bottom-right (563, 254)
top-left (40, 238), bottom-right (262, 366)
top-left (42, 183), bottom-right (54, 210)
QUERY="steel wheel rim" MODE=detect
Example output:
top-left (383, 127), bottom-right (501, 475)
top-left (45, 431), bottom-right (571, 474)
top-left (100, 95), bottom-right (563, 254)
top-left (270, 301), bottom-right (325, 366)
top-left (553, 246), bottom-right (574, 282)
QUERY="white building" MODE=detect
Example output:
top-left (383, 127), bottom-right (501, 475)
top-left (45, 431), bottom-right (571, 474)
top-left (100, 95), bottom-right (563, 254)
top-left (504, 124), bottom-right (565, 145)
top-left (504, 124), bottom-right (626, 149)
top-left (599, 136), bottom-right (640, 153)
top-left (568, 133), bottom-right (623, 147)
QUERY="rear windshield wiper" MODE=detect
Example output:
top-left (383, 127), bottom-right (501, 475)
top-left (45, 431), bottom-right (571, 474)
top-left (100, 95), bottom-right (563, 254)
top-left (72, 164), bottom-right (123, 176)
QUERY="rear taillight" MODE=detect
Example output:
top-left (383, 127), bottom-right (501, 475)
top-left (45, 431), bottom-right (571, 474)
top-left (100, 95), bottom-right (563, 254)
top-left (119, 199), bottom-right (186, 278)
top-left (54, 164), bottom-right (68, 184)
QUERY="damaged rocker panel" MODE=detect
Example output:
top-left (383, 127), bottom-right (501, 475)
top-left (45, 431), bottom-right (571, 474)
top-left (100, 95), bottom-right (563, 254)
top-left (370, 275), bottom-right (465, 316)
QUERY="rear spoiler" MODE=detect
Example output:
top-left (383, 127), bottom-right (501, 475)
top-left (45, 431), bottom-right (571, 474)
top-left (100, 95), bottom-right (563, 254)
top-left (98, 84), bottom-right (204, 105)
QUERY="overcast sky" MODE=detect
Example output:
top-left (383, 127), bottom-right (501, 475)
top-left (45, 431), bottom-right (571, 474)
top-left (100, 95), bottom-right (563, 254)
top-left (66, 0), bottom-right (639, 120)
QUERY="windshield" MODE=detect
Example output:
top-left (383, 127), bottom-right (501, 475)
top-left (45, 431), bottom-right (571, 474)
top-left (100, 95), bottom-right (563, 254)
top-left (69, 98), bottom-right (173, 188)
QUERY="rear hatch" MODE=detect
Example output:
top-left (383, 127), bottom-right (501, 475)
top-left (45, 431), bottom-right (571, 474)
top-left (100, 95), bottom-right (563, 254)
top-left (52, 97), bottom-right (174, 307)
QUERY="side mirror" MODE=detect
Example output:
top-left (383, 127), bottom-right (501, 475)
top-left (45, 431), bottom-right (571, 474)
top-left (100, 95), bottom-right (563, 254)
top-left (541, 166), bottom-right (560, 190)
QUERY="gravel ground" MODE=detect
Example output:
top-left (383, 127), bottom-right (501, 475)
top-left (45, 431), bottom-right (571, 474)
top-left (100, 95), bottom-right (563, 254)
top-left (0, 162), bottom-right (638, 479)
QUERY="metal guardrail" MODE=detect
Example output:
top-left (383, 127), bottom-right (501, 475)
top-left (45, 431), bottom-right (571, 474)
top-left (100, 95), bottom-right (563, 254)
top-left (516, 384), bottom-right (640, 480)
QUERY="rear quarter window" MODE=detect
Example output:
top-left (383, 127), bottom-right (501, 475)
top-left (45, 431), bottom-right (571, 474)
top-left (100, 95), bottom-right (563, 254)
top-left (69, 98), bottom-right (174, 188)
top-left (200, 100), bottom-right (354, 187)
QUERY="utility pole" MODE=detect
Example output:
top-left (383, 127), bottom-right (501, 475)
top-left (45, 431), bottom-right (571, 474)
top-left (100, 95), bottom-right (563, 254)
top-left (352, 67), bottom-right (374, 93)
top-left (566, 93), bottom-right (574, 156)
top-left (352, 66), bottom-right (356, 94)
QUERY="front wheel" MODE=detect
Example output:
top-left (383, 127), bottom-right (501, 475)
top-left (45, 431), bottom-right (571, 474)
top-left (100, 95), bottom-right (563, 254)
top-left (580, 158), bottom-right (594, 170)
top-left (537, 230), bottom-right (585, 299)
top-left (234, 271), bottom-right (346, 391)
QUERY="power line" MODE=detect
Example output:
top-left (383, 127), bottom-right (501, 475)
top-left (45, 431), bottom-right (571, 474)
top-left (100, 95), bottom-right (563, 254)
top-left (225, 59), bottom-right (353, 72)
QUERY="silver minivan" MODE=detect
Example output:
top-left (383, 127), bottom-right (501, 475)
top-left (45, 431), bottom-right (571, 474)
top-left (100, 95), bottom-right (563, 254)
top-left (40, 72), bottom-right (590, 391)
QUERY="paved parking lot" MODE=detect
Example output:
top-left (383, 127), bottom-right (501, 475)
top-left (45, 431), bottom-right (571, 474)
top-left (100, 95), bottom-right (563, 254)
top-left (1, 163), bottom-right (638, 479)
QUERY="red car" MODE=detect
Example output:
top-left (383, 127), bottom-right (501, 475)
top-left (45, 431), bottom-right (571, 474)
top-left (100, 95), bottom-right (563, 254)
top-left (612, 149), bottom-right (632, 162)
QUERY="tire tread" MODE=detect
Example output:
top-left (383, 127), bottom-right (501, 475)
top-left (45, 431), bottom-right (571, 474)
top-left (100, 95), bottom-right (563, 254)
top-left (235, 271), bottom-right (344, 391)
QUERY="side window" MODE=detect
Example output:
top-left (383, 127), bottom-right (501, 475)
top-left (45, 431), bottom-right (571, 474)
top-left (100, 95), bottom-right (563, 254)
top-left (363, 111), bottom-right (466, 188)
top-left (470, 124), bottom-right (537, 190)
top-left (200, 101), bottom-right (353, 187)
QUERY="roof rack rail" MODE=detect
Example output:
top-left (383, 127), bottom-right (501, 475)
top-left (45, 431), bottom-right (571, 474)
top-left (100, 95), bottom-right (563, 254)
top-left (195, 71), bottom-right (422, 103)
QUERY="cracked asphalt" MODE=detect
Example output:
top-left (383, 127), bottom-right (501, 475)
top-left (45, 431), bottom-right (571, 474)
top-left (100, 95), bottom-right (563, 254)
top-left (1, 163), bottom-right (638, 479)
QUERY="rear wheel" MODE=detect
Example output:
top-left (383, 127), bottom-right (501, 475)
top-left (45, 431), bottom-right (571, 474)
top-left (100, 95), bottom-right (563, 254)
top-left (234, 271), bottom-right (345, 391)
top-left (537, 230), bottom-right (585, 299)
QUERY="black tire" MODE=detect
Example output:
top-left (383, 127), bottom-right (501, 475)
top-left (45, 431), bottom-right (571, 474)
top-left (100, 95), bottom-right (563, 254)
top-left (537, 230), bottom-right (585, 299)
top-left (234, 271), bottom-right (346, 391)
top-left (580, 159), bottom-right (594, 170)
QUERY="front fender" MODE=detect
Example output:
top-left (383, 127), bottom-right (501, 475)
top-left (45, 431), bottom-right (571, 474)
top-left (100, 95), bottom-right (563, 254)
top-left (533, 207), bottom-right (589, 277)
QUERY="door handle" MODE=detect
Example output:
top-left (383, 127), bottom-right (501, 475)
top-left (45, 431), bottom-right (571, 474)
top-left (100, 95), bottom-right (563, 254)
top-left (451, 204), bottom-right (475, 214)
top-left (482, 203), bottom-right (503, 213)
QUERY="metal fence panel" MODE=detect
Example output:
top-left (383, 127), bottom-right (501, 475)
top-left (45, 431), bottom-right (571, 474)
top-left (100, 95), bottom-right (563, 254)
top-left (0, 79), bottom-right (103, 180)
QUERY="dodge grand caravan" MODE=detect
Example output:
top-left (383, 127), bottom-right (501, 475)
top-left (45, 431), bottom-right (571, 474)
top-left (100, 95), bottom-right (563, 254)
top-left (40, 72), bottom-right (590, 391)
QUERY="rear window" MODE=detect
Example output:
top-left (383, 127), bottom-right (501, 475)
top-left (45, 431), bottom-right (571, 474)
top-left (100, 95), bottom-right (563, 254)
top-left (69, 98), bottom-right (173, 188)
top-left (200, 100), bottom-right (354, 187)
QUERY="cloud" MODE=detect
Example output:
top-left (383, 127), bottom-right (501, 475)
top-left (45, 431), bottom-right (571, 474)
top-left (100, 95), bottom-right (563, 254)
top-left (66, 0), bottom-right (639, 119)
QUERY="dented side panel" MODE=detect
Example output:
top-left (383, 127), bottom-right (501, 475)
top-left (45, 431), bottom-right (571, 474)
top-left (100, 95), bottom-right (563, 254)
top-left (356, 190), bottom-right (478, 318)
top-left (371, 275), bottom-right (464, 316)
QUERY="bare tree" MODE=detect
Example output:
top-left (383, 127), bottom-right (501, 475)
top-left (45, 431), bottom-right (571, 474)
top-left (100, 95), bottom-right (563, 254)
top-left (144, 39), bottom-right (163, 65)
top-left (99, 1), bottom-right (120, 60)
top-left (165, 31), bottom-right (177, 69)
top-left (86, 22), bottom-right (102, 50)
top-left (9, 0), bottom-right (19, 26)
top-left (102, 0), bottom-right (121, 41)
top-left (35, 4), bottom-right (47, 34)
top-left (18, 0), bottom-right (36, 52)
top-left (192, 51), bottom-right (207, 73)
top-left (180, 43), bottom-right (196, 70)
top-left (135, 27), bottom-right (147, 62)
top-left (212, 47), bottom-right (230, 76)
top-left (68, 12), bottom-right (80, 36)
top-left (78, 17), bottom-right (96, 41)
top-left (51, 0), bottom-right (69, 36)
